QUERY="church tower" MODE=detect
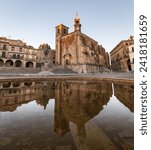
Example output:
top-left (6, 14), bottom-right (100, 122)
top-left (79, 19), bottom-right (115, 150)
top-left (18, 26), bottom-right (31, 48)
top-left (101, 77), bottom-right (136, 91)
top-left (55, 24), bottom-right (69, 65)
top-left (74, 14), bottom-right (81, 65)
top-left (56, 24), bottom-right (69, 37)
top-left (74, 14), bottom-right (81, 32)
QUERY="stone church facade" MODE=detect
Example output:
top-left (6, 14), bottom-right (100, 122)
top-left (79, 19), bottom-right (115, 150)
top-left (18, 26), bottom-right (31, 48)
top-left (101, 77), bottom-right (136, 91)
top-left (55, 16), bottom-right (109, 73)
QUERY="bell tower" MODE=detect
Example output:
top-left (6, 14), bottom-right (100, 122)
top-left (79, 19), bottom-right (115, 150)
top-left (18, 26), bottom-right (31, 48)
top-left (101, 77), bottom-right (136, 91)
top-left (56, 24), bottom-right (69, 37)
top-left (55, 24), bottom-right (69, 65)
top-left (74, 14), bottom-right (81, 32)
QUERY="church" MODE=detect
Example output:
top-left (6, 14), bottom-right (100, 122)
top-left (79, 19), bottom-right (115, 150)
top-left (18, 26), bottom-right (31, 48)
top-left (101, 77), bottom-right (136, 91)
top-left (55, 16), bottom-right (109, 73)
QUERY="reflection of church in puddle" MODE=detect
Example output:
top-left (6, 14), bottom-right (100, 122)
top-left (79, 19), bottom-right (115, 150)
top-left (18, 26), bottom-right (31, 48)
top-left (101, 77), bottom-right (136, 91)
top-left (54, 81), bottom-right (113, 136)
top-left (0, 80), bottom-right (113, 124)
top-left (0, 80), bottom-right (133, 149)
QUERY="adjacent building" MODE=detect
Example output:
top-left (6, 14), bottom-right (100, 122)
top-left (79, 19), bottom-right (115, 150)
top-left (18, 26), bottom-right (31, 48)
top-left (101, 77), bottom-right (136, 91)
top-left (0, 37), bottom-right (37, 68)
top-left (110, 36), bottom-right (134, 72)
top-left (55, 16), bottom-right (109, 73)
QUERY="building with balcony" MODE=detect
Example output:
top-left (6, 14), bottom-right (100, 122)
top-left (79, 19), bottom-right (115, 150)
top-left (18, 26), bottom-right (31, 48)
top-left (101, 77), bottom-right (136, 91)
top-left (0, 37), bottom-right (37, 68)
top-left (110, 36), bottom-right (134, 72)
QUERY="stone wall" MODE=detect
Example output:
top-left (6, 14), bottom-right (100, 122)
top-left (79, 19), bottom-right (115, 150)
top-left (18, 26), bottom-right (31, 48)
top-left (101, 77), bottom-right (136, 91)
top-left (110, 36), bottom-right (134, 72)
top-left (67, 64), bottom-right (108, 73)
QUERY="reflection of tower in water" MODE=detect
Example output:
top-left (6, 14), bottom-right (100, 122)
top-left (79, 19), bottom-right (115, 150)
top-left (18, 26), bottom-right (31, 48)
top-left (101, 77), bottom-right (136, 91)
top-left (0, 80), bottom-right (134, 149)
top-left (53, 81), bottom-right (112, 147)
top-left (54, 82), bottom-right (70, 136)
top-left (0, 80), bottom-right (113, 139)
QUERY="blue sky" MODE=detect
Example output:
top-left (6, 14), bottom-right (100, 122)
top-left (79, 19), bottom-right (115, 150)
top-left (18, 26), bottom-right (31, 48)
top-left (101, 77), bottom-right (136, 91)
top-left (0, 0), bottom-right (133, 52)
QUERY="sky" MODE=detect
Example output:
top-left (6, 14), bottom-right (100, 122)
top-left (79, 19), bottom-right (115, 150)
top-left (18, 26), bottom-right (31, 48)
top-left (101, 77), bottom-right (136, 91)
top-left (0, 0), bottom-right (133, 52)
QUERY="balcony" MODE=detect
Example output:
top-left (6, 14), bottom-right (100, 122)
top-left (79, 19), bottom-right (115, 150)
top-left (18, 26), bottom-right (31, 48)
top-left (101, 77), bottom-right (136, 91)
top-left (0, 48), bottom-right (8, 51)
top-left (8, 55), bottom-right (24, 60)
top-left (0, 56), bottom-right (7, 59)
top-left (24, 58), bottom-right (36, 61)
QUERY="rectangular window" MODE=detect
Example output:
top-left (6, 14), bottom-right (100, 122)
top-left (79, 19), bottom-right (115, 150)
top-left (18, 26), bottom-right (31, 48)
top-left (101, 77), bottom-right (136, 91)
top-left (10, 54), bottom-right (13, 58)
top-left (3, 45), bottom-right (7, 50)
top-left (9, 89), bottom-right (13, 94)
top-left (58, 29), bottom-right (60, 34)
top-left (17, 54), bottom-right (20, 59)
top-left (2, 52), bottom-right (6, 57)
top-left (132, 47), bottom-right (134, 52)
top-left (11, 47), bottom-right (15, 51)
top-left (13, 54), bottom-right (16, 59)
top-left (19, 47), bottom-right (22, 52)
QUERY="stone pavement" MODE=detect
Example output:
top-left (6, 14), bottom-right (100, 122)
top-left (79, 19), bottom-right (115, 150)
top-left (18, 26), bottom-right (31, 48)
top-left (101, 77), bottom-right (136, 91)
top-left (0, 71), bottom-right (134, 83)
top-left (91, 72), bottom-right (134, 79)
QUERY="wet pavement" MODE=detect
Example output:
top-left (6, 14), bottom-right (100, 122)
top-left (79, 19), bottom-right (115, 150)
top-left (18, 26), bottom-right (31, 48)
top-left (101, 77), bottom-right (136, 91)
top-left (0, 79), bottom-right (134, 150)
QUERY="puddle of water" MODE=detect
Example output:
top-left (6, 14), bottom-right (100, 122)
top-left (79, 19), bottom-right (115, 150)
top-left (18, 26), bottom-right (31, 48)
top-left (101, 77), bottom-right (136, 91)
top-left (0, 80), bottom-right (134, 150)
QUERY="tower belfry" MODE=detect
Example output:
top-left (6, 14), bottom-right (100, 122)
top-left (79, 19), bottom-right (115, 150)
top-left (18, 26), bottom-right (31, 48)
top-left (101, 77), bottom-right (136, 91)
top-left (74, 13), bottom-right (81, 32)
top-left (55, 24), bottom-right (69, 37)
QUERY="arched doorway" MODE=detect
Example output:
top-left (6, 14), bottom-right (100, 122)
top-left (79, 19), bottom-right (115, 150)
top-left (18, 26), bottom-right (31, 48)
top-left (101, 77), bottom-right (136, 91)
top-left (5, 60), bottom-right (14, 67)
top-left (65, 59), bottom-right (70, 65)
top-left (0, 59), bottom-right (4, 67)
top-left (15, 60), bottom-right (22, 67)
top-left (63, 51), bottom-right (72, 66)
top-left (127, 59), bottom-right (132, 71)
top-left (53, 60), bottom-right (55, 65)
top-left (26, 62), bottom-right (34, 68)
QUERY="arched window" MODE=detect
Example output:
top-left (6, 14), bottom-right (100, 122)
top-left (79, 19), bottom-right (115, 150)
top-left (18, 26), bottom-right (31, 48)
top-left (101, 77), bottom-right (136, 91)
top-left (65, 59), bottom-right (70, 65)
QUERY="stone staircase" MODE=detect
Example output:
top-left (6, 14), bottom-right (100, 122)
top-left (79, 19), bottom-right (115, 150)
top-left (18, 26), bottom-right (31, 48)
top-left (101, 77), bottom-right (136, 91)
top-left (52, 66), bottom-right (77, 74)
